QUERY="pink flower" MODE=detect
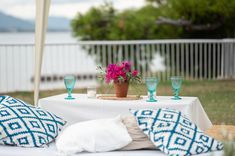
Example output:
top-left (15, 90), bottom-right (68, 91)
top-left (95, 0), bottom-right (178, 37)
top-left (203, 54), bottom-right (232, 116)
top-left (118, 69), bottom-right (127, 81)
top-left (103, 61), bottom-right (139, 84)
top-left (121, 61), bottom-right (131, 72)
top-left (106, 64), bottom-right (120, 82)
top-left (132, 70), bottom-right (138, 77)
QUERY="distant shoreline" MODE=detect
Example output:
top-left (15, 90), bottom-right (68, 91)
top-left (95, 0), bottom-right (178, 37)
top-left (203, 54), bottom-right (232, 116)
top-left (0, 32), bottom-right (77, 44)
top-left (0, 30), bottom-right (71, 33)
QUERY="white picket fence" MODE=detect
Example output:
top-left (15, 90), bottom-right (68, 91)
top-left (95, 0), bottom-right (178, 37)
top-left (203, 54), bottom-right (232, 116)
top-left (0, 39), bottom-right (235, 93)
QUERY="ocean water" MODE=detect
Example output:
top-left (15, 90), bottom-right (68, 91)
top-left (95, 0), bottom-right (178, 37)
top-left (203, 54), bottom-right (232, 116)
top-left (0, 32), bottom-right (97, 93)
top-left (0, 32), bottom-right (164, 93)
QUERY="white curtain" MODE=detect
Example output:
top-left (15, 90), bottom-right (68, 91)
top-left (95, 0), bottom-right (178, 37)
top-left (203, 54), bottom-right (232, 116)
top-left (34, 0), bottom-right (51, 106)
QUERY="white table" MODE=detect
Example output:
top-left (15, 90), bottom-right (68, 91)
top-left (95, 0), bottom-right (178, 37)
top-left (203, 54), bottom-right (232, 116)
top-left (38, 94), bottom-right (212, 131)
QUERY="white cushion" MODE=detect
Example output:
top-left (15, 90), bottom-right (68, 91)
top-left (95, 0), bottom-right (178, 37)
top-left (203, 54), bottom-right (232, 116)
top-left (56, 116), bottom-right (132, 154)
top-left (121, 115), bottom-right (155, 150)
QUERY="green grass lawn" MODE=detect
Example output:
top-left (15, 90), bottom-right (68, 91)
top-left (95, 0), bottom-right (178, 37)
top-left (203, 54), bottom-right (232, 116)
top-left (6, 80), bottom-right (235, 125)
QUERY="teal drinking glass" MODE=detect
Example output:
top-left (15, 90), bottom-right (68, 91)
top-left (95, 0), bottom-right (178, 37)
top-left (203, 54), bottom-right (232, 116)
top-left (170, 76), bottom-right (182, 100)
top-left (64, 75), bottom-right (76, 100)
top-left (146, 77), bottom-right (158, 102)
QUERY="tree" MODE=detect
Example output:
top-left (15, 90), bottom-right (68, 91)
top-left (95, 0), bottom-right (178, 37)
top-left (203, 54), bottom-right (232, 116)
top-left (71, 3), bottom-right (183, 40)
top-left (71, 2), bottom-right (116, 40)
top-left (152, 0), bottom-right (235, 78)
top-left (72, 0), bottom-right (235, 39)
top-left (71, 0), bottom-right (235, 78)
top-left (155, 0), bottom-right (235, 38)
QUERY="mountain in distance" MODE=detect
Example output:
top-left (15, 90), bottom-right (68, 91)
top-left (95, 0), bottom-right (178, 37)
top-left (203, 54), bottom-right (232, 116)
top-left (0, 11), bottom-right (71, 32)
top-left (47, 16), bottom-right (71, 32)
top-left (0, 11), bottom-right (34, 32)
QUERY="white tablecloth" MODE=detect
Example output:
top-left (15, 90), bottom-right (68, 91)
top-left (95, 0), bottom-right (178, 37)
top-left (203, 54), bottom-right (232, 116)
top-left (38, 94), bottom-right (212, 131)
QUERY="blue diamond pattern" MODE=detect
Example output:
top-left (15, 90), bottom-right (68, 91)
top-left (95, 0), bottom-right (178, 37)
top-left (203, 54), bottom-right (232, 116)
top-left (200, 135), bottom-right (209, 142)
top-left (9, 122), bottom-right (21, 130)
top-left (36, 110), bottom-right (47, 116)
top-left (181, 128), bottom-right (190, 135)
top-left (131, 108), bottom-right (224, 155)
top-left (175, 137), bottom-right (186, 146)
top-left (163, 113), bottom-right (173, 119)
top-left (39, 136), bottom-right (46, 144)
top-left (141, 110), bottom-right (153, 116)
top-left (196, 146), bottom-right (204, 153)
top-left (157, 122), bottom-right (171, 128)
top-left (0, 110), bottom-right (10, 116)
top-left (47, 124), bottom-right (55, 133)
top-left (183, 119), bottom-right (192, 126)
top-left (18, 108), bottom-right (30, 115)
top-left (6, 99), bottom-right (17, 104)
top-left (18, 137), bottom-right (29, 145)
top-left (30, 121), bottom-right (40, 128)
top-left (0, 95), bottom-right (66, 147)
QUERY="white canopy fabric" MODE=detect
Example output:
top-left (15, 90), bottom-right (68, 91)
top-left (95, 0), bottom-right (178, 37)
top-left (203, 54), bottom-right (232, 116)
top-left (34, 0), bottom-right (51, 106)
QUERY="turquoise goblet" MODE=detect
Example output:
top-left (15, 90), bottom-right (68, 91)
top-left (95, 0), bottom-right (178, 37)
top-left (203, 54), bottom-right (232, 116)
top-left (64, 75), bottom-right (76, 100)
top-left (170, 76), bottom-right (182, 100)
top-left (146, 77), bottom-right (158, 102)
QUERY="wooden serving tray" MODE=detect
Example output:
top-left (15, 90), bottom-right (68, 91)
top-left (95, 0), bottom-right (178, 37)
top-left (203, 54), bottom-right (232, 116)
top-left (97, 94), bottom-right (142, 100)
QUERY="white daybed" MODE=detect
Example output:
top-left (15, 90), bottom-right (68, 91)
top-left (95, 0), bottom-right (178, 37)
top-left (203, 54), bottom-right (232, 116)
top-left (0, 143), bottom-right (223, 156)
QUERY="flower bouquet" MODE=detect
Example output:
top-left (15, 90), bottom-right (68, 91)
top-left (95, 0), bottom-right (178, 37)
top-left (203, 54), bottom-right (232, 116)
top-left (97, 61), bottom-right (141, 97)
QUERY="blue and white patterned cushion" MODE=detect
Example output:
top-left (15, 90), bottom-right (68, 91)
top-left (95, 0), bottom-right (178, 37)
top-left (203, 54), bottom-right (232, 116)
top-left (131, 108), bottom-right (223, 156)
top-left (0, 95), bottom-right (66, 147)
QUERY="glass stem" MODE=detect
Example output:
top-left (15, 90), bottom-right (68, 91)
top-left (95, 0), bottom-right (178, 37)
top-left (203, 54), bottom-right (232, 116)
top-left (150, 91), bottom-right (154, 100)
top-left (175, 89), bottom-right (179, 98)
top-left (68, 89), bottom-right (72, 98)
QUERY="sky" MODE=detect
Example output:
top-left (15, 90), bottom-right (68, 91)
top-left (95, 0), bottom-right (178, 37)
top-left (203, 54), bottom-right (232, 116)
top-left (0, 0), bottom-right (145, 20)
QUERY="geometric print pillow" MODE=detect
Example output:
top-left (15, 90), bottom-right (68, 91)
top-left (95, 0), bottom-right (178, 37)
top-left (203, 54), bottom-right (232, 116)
top-left (131, 108), bottom-right (223, 156)
top-left (0, 95), bottom-right (66, 147)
